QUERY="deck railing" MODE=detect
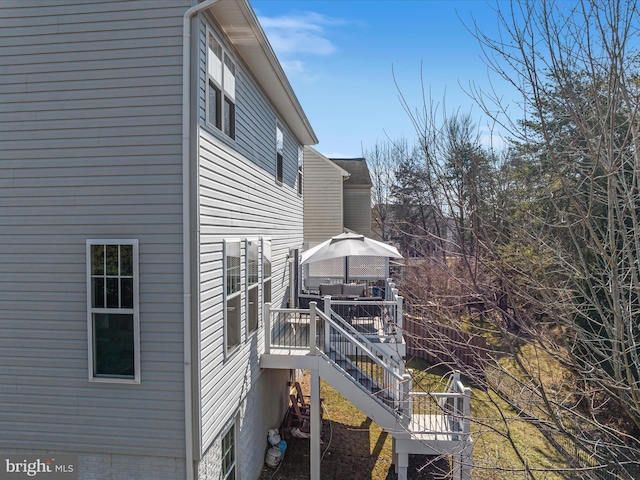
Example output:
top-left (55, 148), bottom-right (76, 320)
top-left (265, 302), bottom-right (410, 415)
top-left (406, 371), bottom-right (471, 437)
top-left (265, 304), bottom-right (472, 440)
top-left (318, 307), bottom-right (410, 415)
top-left (265, 307), bottom-right (316, 353)
top-left (323, 296), bottom-right (403, 346)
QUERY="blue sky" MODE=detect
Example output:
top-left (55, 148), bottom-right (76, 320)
top-left (253, 0), bottom-right (517, 158)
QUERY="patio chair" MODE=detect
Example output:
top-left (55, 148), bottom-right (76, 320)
top-left (286, 382), bottom-right (323, 432)
top-left (293, 381), bottom-right (324, 409)
top-left (287, 394), bottom-right (311, 432)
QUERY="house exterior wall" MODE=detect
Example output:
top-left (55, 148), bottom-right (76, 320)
top-left (303, 146), bottom-right (345, 244)
top-left (0, 0), bottom-right (189, 469)
top-left (1, 2), bottom-right (311, 478)
top-left (344, 187), bottom-right (372, 237)
top-left (196, 14), bottom-right (304, 478)
top-left (197, 368), bottom-right (289, 480)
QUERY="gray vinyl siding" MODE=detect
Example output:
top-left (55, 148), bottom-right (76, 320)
top-left (344, 188), bottom-right (373, 237)
top-left (198, 130), bottom-right (303, 452)
top-left (196, 14), bottom-right (305, 453)
top-left (303, 147), bottom-right (346, 243)
top-left (197, 15), bottom-right (300, 187)
top-left (0, 0), bottom-right (189, 458)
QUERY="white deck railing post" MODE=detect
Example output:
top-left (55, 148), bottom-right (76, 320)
top-left (309, 301), bottom-right (317, 354)
top-left (463, 386), bottom-right (471, 436)
top-left (310, 368), bottom-right (321, 480)
top-left (264, 302), bottom-right (271, 354)
top-left (396, 296), bottom-right (403, 344)
top-left (402, 371), bottom-right (412, 425)
top-left (452, 371), bottom-right (461, 421)
top-left (323, 295), bottom-right (332, 354)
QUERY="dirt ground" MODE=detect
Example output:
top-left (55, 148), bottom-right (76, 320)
top-left (257, 377), bottom-right (450, 480)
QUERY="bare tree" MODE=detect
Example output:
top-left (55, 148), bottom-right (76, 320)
top-left (391, 1), bottom-right (640, 478)
top-left (365, 139), bottom-right (405, 242)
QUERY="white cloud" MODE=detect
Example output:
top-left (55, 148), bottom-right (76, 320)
top-left (257, 11), bottom-right (346, 78)
top-left (279, 59), bottom-right (306, 76)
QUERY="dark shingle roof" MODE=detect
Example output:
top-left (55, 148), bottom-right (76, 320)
top-left (330, 158), bottom-right (372, 186)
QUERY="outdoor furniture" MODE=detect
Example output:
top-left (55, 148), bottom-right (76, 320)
top-left (293, 381), bottom-right (323, 411)
top-left (287, 394), bottom-right (311, 432)
top-left (286, 382), bottom-right (323, 433)
top-left (318, 283), bottom-right (365, 298)
top-left (298, 283), bottom-right (366, 312)
top-left (298, 293), bottom-right (323, 310)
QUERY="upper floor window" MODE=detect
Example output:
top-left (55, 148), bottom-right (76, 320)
top-left (208, 31), bottom-right (236, 139)
top-left (87, 239), bottom-right (140, 383)
top-left (276, 125), bottom-right (284, 183)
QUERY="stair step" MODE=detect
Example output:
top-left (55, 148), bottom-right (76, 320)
top-left (358, 378), bottom-right (372, 389)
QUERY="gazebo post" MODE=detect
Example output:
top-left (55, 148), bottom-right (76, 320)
top-left (345, 256), bottom-right (349, 284)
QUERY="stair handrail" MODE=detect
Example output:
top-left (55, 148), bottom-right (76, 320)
top-left (320, 299), bottom-right (403, 371)
top-left (316, 307), bottom-right (409, 415)
top-left (316, 307), bottom-right (403, 382)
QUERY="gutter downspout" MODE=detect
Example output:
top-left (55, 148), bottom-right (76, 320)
top-left (183, 1), bottom-right (220, 479)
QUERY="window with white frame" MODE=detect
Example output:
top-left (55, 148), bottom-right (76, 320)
top-left (87, 240), bottom-right (140, 382)
top-left (207, 30), bottom-right (236, 139)
top-left (276, 125), bottom-right (284, 183)
top-left (246, 239), bottom-right (259, 334)
top-left (225, 240), bottom-right (242, 353)
top-left (297, 146), bottom-right (303, 195)
top-left (221, 420), bottom-right (237, 480)
top-left (262, 239), bottom-right (272, 306)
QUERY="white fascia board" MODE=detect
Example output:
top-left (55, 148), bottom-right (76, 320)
top-left (208, 0), bottom-right (318, 146)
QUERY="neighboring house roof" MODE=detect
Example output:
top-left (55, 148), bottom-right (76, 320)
top-left (209, 0), bottom-right (317, 145)
top-left (330, 158), bottom-right (372, 187)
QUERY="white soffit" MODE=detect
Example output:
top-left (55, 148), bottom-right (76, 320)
top-left (208, 0), bottom-right (318, 146)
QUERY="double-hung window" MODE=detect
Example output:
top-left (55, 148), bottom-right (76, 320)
top-left (87, 240), bottom-right (140, 383)
top-left (246, 239), bottom-right (259, 334)
top-left (225, 240), bottom-right (242, 353)
top-left (276, 125), bottom-right (284, 183)
top-left (207, 30), bottom-right (236, 139)
top-left (262, 239), bottom-right (272, 306)
top-left (221, 420), bottom-right (237, 480)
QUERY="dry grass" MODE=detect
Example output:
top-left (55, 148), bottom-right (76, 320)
top-left (260, 352), bottom-right (571, 480)
top-left (258, 376), bottom-right (449, 480)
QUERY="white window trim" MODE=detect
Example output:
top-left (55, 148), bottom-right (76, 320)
top-left (221, 415), bottom-right (238, 480)
top-left (262, 237), bottom-right (272, 308)
top-left (276, 123), bottom-right (284, 184)
top-left (224, 239), bottom-right (242, 357)
top-left (297, 146), bottom-right (303, 196)
top-left (246, 238), bottom-right (260, 337)
top-left (86, 239), bottom-right (140, 384)
top-left (206, 26), bottom-right (236, 139)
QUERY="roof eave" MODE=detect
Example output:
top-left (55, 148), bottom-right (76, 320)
top-left (208, 0), bottom-right (318, 145)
